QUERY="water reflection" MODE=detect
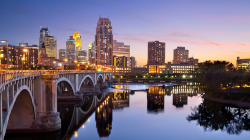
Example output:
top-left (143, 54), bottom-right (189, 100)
top-left (5, 85), bottom-right (250, 140)
top-left (112, 91), bottom-right (130, 109)
top-left (186, 99), bottom-right (250, 135)
top-left (147, 87), bottom-right (165, 113)
top-left (95, 95), bottom-right (113, 137)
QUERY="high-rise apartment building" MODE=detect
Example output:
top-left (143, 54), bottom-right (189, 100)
top-left (148, 41), bottom-right (165, 65)
top-left (39, 27), bottom-right (57, 58)
top-left (95, 18), bottom-right (113, 66)
top-left (173, 47), bottom-right (189, 64)
top-left (59, 49), bottom-right (66, 62)
top-left (66, 36), bottom-right (76, 63)
top-left (73, 31), bottom-right (81, 57)
top-left (78, 50), bottom-right (87, 64)
top-left (113, 40), bottom-right (130, 67)
top-left (88, 42), bottom-right (96, 65)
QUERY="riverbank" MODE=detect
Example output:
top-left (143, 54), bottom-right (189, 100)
top-left (203, 96), bottom-right (250, 108)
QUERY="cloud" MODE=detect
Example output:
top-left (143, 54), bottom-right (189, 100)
top-left (169, 32), bottom-right (222, 48)
top-left (230, 40), bottom-right (246, 46)
top-left (117, 10), bottom-right (152, 23)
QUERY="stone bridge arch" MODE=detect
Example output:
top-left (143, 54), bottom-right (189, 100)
top-left (3, 85), bottom-right (36, 138)
top-left (57, 77), bottom-right (76, 96)
top-left (78, 75), bottom-right (95, 92)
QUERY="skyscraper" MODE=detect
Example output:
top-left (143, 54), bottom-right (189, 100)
top-left (39, 27), bottom-right (49, 51)
top-left (113, 40), bottom-right (130, 67)
top-left (78, 50), bottom-right (87, 64)
top-left (148, 41), bottom-right (165, 65)
top-left (66, 36), bottom-right (76, 63)
top-left (73, 31), bottom-right (81, 58)
top-left (173, 47), bottom-right (189, 64)
top-left (39, 27), bottom-right (57, 58)
top-left (88, 42), bottom-right (96, 65)
top-left (130, 56), bottom-right (136, 68)
top-left (95, 18), bottom-right (113, 66)
top-left (59, 49), bottom-right (66, 62)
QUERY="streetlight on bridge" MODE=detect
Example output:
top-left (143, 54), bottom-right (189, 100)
top-left (1, 40), bottom-right (8, 70)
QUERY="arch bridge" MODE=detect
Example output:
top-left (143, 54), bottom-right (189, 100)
top-left (0, 70), bottom-right (113, 140)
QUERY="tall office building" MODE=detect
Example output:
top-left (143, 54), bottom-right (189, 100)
top-left (39, 27), bottom-right (57, 58)
top-left (173, 47), bottom-right (189, 64)
top-left (66, 36), bottom-right (76, 63)
top-left (59, 49), bottom-right (66, 62)
top-left (88, 42), bottom-right (96, 65)
top-left (78, 50), bottom-right (87, 64)
top-left (113, 40), bottom-right (130, 67)
top-left (39, 27), bottom-right (49, 51)
top-left (130, 56), bottom-right (136, 68)
top-left (95, 18), bottom-right (113, 66)
top-left (73, 31), bottom-right (81, 57)
top-left (148, 41), bottom-right (165, 65)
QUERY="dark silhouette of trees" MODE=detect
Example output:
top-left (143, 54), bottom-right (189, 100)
top-left (187, 100), bottom-right (250, 135)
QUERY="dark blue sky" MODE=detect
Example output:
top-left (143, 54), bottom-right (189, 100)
top-left (1, 0), bottom-right (250, 65)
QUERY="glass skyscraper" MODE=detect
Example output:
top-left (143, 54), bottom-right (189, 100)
top-left (39, 27), bottom-right (57, 58)
top-left (95, 18), bottom-right (113, 66)
top-left (113, 40), bottom-right (130, 67)
top-left (88, 42), bottom-right (96, 65)
top-left (66, 36), bottom-right (76, 63)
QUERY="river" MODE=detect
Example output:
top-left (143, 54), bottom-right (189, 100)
top-left (5, 84), bottom-right (250, 140)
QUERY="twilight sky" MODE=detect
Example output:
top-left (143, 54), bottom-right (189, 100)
top-left (0, 0), bottom-right (250, 66)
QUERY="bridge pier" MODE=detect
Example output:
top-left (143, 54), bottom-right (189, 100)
top-left (33, 74), bottom-right (61, 132)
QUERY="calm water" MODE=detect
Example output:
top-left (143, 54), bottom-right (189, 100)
top-left (5, 84), bottom-right (250, 140)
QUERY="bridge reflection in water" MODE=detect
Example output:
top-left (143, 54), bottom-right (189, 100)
top-left (4, 85), bottom-right (203, 139)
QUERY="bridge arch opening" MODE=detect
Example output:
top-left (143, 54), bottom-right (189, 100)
top-left (96, 75), bottom-right (104, 87)
top-left (6, 89), bottom-right (35, 133)
top-left (57, 79), bottom-right (75, 97)
top-left (79, 77), bottom-right (95, 92)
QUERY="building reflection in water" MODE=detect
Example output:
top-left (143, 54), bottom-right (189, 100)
top-left (147, 86), bottom-right (165, 113)
top-left (112, 90), bottom-right (130, 109)
top-left (95, 95), bottom-right (112, 137)
top-left (170, 85), bottom-right (199, 108)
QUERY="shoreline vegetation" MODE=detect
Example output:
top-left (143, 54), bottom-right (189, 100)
top-left (203, 96), bottom-right (250, 108)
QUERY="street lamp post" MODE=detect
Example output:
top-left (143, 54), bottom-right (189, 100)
top-left (1, 40), bottom-right (8, 70)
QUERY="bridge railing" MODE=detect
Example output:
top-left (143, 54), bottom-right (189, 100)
top-left (0, 70), bottom-right (110, 87)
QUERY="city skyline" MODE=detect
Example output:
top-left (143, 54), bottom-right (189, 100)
top-left (0, 0), bottom-right (250, 66)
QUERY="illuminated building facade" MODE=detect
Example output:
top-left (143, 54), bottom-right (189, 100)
top-left (0, 45), bottom-right (38, 69)
top-left (59, 49), bottom-right (66, 62)
top-left (38, 43), bottom-right (55, 66)
top-left (112, 91), bottom-right (129, 109)
top-left (95, 18), bottom-right (113, 66)
top-left (73, 31), bottom-right (81, 50)
top-left (149, 64), bottom-right (166, 73)
top-left (148, 41), bottom-right (165, 65)
top-left (95, 95), bottom-right (112, 137)
top-left (170, 63), bottom-right (198, 74)
top-left (112, 56), bottom-right (131, 75)
top-left (66, 36), bottom-right (76, 63)
top-left (147, 87), bottom-right (165, 113)
top-left (113, 40), bottom-right (130, 67)
top-left (173, 94), bottom-right (187, 107)
top-left (173, 47), bottom-right (189, 64)
top-left (88, 42), bottom-right (96, 65)
top-left (236, 57), bottom-right (250, 71)
top-left (78, 50), bottom-right (87, 64)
